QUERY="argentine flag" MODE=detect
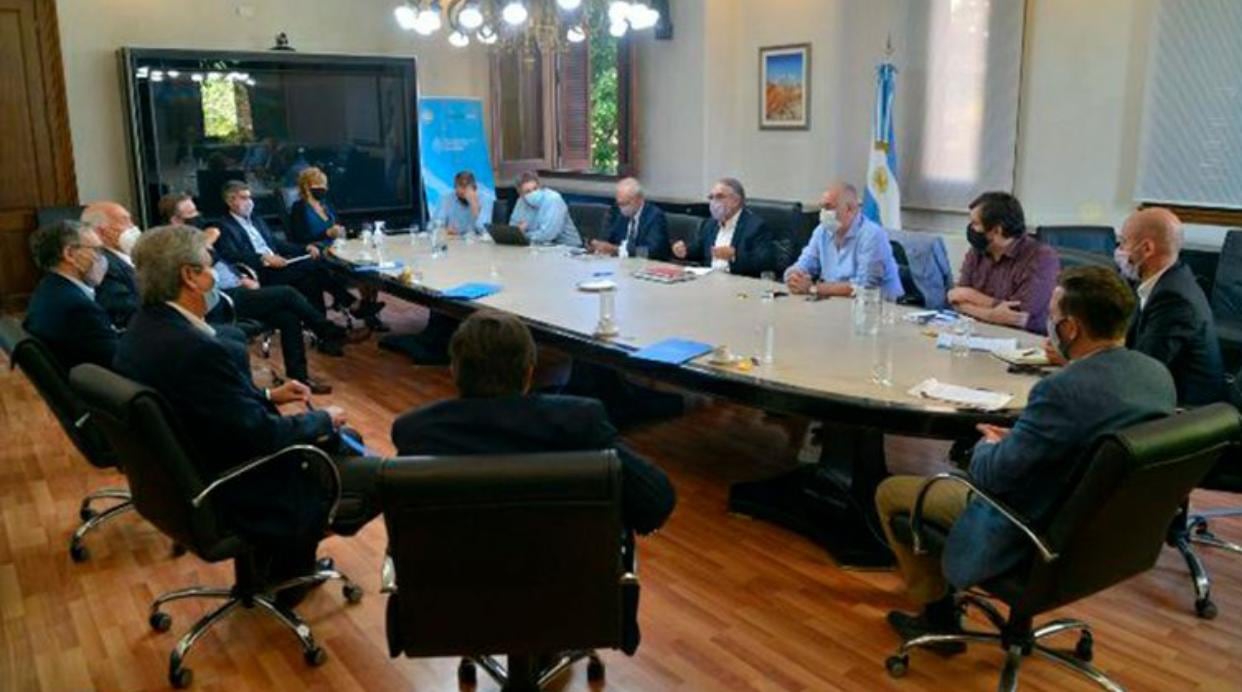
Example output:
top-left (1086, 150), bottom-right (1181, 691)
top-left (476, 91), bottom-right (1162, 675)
top-left (862, 62), bottom-right (901, 230)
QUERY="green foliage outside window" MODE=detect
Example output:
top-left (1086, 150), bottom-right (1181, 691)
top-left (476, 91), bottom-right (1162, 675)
top-left (586, 10), bottom-right (620, 175)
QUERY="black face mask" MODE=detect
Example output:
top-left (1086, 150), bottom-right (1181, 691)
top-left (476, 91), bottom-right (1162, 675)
top-left (967, 224), bottom-right (989, 252)
top-left (456, 194), bottom-right (470, 205)
top-left (310, 188), bottom-right (329, 201)
top-left (186, 215), bottom-right (208, 230)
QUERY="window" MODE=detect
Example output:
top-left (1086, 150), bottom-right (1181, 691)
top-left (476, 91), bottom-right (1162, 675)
top-left (200, 78), bottom-right (254, 142)
top-left (491, 18), bottom-right (634, 180)
top-left (900, 0), bottom-right (1026, 211)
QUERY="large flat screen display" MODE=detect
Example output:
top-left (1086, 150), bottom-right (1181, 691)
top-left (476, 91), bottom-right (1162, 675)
top-left (120, 48), bottom-right (423, 228)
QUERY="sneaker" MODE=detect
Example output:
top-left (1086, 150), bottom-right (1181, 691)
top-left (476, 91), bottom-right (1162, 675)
top-left (886, 610), bottom-right (967, 656)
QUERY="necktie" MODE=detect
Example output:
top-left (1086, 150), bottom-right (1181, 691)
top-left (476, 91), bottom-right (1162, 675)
top-left (625, 216), bottom-right (638, 252)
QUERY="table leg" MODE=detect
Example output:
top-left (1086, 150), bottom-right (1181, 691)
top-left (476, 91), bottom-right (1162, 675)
top-left (727, 421), bottom-right (894, 569)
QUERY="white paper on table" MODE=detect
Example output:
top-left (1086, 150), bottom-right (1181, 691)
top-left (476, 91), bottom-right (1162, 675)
top-left (685, 267), bottom-right (714, 277)
top-left (935, 333), bottom-right (1019, 354)
top-left (908, 378), bottom-right (1013, 411)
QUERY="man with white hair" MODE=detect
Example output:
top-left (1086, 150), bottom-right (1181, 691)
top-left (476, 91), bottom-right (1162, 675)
top-left (80, 201), bottom-right (143, 328)
top-left (1116, 207), bottom-right (1225, 405)
top-left (591, 177), bottom-right (670, 260)
top-left (784, 182), bottom-right (904, 301)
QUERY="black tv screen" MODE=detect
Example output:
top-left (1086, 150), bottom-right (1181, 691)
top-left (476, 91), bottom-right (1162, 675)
top-left (120, 48), bottom-right (423, 228)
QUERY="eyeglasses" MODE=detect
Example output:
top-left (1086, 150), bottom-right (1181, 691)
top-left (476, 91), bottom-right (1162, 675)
top-left (706, 193), bottom-right (731, 201)
top-left (73, 244), bottom-right (104, 258)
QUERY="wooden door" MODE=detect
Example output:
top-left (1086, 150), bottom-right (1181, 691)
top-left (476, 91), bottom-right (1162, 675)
top-left (0, 0), bottom-right (76, 312)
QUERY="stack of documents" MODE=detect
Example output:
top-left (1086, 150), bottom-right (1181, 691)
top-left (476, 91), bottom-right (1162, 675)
top-left (908, 378), bottom-right (1013, 411)
top-left (935, 334), bottom-right (1019, 354)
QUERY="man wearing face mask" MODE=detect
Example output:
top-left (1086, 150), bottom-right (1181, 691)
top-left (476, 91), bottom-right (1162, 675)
top-left (115, 226), bottom-right (383, 604)
top-left (80, 201), bottom-right (145, 329)
top-left (876, 266), bottom-right (1174, 652)
top-left (433, 170), bottom-right (494, 237)
top-left (784, 182), bottom-right (904, 301)
top-left (948, 192), bottom-right (1060, 334)
top-left (509, 171), bottom-right (581, 246)
top-left (23, 220), bottom-right (118, 369)
top-left (591, 177), bottom-right (670, 260)
top-left (672, 177), bottom-right (774, 278)
top-left (1116, 208), bottom-right (1224, 406)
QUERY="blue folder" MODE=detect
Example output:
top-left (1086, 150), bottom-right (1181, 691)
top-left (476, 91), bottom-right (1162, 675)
top-left (630, 338), bottom-right (714, 365)
top-left (440, 282), bottom-right (502, 300)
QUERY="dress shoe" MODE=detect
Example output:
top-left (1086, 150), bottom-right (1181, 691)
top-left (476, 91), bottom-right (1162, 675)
top-left (306, 378), bottom-right (333, 395)
top-left (886, 610), bottom-right (967, 656)
top-left (351, 299), bottom-right (386, 320)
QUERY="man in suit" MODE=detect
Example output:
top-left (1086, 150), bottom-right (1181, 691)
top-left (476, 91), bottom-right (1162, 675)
top-left (509, 171), bottom-right (582, 247)
top-left (115, 225), bottom-right (382, 601)
top-left (391, 311), bottom-right (676, 535)
top-left (785, 182), bottom-right (904, 301)
top-left (80, 202), bottom-right (143, 329)
top-left (160, 192), bottom-right (347, 394)
top-left (671, 177), bottom-right (774, 278)
top-left (876, 266), bottom-right (1176, 653)
top-left (591, 177), bottom-right (670, 260)
top-left (23, 220), bottom-right (118, 370)
top-left (213, 180), bottom-right (358, 316)
top-left (1118, 208), bottom-right (1226, 406)
top-left (948, 192), bottom-right (1061, 334)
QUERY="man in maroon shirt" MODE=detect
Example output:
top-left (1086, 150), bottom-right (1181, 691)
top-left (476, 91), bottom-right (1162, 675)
top-left (948, 192), bottom-right (1060, 334)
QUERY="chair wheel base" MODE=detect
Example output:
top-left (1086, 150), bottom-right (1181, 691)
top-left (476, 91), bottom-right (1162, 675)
top-left (457, 659), bottom-right (477, 685)
top-left (69, 543), bottom-right (89, 563)
top-left (79, 507), bottom-right (97, 521)
top-left (1075, 632), bottom-right (1094, 662)
top-left (587, 656), bottom-right (606, 682)
top-left (304, 647), bottom-right (327, 667)
top-left (170, 667), bottom-right (193, 689)
top-left (1196, 598), bottom-right (1218, 619)
top-left (150, 611), bottom-right (172, 632)
top-left (342, 583), bottom-right (363, 604)
top-left (885, 655), bottom-right (909, 678)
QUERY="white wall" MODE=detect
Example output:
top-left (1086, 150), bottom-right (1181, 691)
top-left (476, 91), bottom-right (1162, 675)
top-left (56, 0), bottom-right (489, 208)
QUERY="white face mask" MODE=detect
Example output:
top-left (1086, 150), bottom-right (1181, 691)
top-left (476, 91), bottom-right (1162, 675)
top-left (819, 208), bottom-right (838, 229)
top-left (1114, 245), bottom-right (1140, 282)
top-left (118, 226), bottom-right (142, 255)
top-left (80, 249), bottom-right (108, 287)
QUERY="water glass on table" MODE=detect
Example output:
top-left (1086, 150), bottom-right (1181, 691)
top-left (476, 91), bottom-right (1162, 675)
top-left (635, 245), bottom-right (650, 260)
top-left (951, 316), bottom-right (975, 358)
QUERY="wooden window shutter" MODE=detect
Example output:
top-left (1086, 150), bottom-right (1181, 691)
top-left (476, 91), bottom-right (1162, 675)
top-left (557, 43), bottom-right (591, 171)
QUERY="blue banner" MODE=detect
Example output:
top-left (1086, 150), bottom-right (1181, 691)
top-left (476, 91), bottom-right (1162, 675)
top-left (418, 97), bottom-right (495, 219)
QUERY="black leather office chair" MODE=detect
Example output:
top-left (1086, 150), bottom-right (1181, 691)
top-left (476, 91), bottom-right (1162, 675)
top-left (665, 212), bottom-right (703, 256)
top-left (885, 403), bottom-right (1241, 691)
top-left (380, 451), bottom-right (638, 691)
top-left (1211, 230), bottom-right (1242, 367)
top-left (568, 202), bottom-right (612, 244)
top-left (1056, 247), bottom-right (1117, 271)
top-left (748, 198), bottom-right (804, 274)
top-left (889, 241), bottom-right (926, 307)
top-left (0, 317), bottom-right (132, 562)
top-left (68, 364), bottom-right (362, 689)
top-left (36, 205), bottom-right (86, 229)
top-left (1034, 225), bottom-right (1116, 256)
top-left (493, 198), bottom-right (512, 226)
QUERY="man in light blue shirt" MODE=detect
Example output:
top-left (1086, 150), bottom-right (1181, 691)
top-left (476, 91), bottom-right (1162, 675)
top-left (434, 170), bottom-right (494, 236)
top-left (509, 171), bottom-right (581, 246)
top-left (785, 182), bottom-right (904, 301)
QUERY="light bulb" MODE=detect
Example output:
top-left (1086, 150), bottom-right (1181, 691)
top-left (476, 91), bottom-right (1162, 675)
top-left (207, 71), bottom-right (222, 80)
top-left (477, 25), bottom-right (498, 44)
top-left (166, 70), bottom-right (181, 78)
top-left (459, 4), bottom-right (483, 30)
top-left (394, 4), bottom-right (417, 30)
top-left (415, 7), bottom-right (442, 34)
top-left (190, 73), bottom-right (204, 82)
top-left (609, 21), bottom-right (628, 38)
top-left (448, 30), bottom-right (470, 47)
top-left (502, 1), bottom-right (528, 26)
top-left (150, 70), bottom-right (165, 82)
top-left (629, 5), bottom-right (660, 30)
top-left (557, 0), bottom-right (583, 10)
top-left (608, 1), bottom-right (631, 25)
top-left (567, 25), bottom-right (586, 43)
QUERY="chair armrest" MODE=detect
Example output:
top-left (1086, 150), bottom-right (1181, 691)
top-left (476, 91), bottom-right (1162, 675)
top-left (192, 444), bottom-right (343, 524)
top-left (911, 472), bottom-right (1059, 563)
top-left (216, 291), bottom-right (239, 325)
top-left (233, 263), bottom-right (259, 281)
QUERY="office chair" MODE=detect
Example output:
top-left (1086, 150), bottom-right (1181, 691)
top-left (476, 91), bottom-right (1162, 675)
top-left (884, 403), bottom-right (1241, 691)
top-left (1034, 225), bottom-right (1116, 256)
top-left (36, 205), bottom-right (86, 228)
top-left (665, 212), bottom-right (703, 256)
top-left (1211, 230), bottom-right (1242, 368)
top-left (889, 241), bottom-right (926, 307)
top-left (69, 364), bottom-right (363, 689)
top-left (1167, 434), bottom-right (1242, 619)
top-left (748, 198), bottom-right (805, 274)
top-left (380, 451), bottom-right (639, 691)
top-left (493, 198), bottom-right (512, 226)
top-left (568, 201), bottom-right (612, 244)
top-left (0, 317), bottom-right (133, 562)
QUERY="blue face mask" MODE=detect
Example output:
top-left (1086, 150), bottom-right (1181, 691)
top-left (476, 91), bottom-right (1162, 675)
top-left (204, 267), bottom-right (221, 314)
top-left (523, 189), bottom-right (545, 208)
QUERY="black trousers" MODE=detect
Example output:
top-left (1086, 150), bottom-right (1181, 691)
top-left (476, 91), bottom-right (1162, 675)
top-left (259, 259), bottom-right (353, 315)
top-left (227, 285), bottom-right (333, 382)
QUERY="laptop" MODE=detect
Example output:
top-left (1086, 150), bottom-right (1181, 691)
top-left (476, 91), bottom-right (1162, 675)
top-left (486, 223), bottom-right (530, 246)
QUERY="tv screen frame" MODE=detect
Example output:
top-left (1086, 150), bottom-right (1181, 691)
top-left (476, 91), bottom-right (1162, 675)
top-left (118, 47), bottom-right (425, 230)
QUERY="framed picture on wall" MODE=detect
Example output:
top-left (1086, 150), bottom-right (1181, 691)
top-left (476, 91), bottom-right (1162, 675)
top-left (759, 44), bottom-right (811, 130)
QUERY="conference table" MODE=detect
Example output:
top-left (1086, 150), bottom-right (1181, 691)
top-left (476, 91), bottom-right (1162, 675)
top-left (330, 235), bottom-right (1044, 566)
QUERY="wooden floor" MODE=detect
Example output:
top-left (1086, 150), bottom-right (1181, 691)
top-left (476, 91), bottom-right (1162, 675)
top-left (3, 299), bottom-right (1242, 691)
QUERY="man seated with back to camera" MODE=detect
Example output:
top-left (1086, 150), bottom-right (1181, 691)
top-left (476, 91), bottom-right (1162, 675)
top-left (875, 266), bottom-right (1175, 652)
top-left (948, 192), bottom-right (1060, 334)
top-left (785, 182), bottom-right (904, 301)
top-left (23, 220), bottom-right (118, 370)
top-left (160, 192), bottom-right (348, 394)
top-left (391, 311), bottom-right (677, 536)
top-left (114, 225), bottom-right (383, 605)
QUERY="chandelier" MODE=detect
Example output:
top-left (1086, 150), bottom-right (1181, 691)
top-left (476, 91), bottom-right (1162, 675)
top-left (394, 0), bottom-right (661, 53)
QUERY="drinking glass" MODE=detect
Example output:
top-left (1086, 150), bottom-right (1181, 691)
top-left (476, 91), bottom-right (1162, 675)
top-left (951, 317), bottom-right (975, 358)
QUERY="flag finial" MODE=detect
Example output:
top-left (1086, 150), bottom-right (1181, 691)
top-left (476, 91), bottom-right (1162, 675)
top-left (885, 33), bottom-right (894, 58)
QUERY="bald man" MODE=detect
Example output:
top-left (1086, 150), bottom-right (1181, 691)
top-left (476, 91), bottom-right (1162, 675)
top-left (1118, 207), bottom-right (1225, 405)
top-left (592, 177), bottom-right (670, 260)
top-left (81, 201), bottom-right (143, 328)
top-left (785, 182), bottom-right (904, 301)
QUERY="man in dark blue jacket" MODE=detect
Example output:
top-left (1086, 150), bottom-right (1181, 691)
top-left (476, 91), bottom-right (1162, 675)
top-left (114, 225), bottom-right (381, 598)
top-left (81, 202), bottom-right (144, 329)
top-left (876, 266), bottom-right (1176, 652)
top-left (23, 220), bottom-right (118, 370)
top-left (213, 180), bottom-right (357, 316)
top-left (391, 311), bottom-right (676, 535)
top-left (590, 177), bottom-right (671, 261)
top-left (671, 177), bottom-right (774, 278)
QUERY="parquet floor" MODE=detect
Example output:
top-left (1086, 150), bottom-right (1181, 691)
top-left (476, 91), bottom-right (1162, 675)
top-left (2, 300), bottom-right (1242, 691)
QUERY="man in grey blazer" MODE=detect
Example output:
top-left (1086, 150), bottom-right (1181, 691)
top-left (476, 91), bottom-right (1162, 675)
top-left (876, 266), bottom-right (1177, 653)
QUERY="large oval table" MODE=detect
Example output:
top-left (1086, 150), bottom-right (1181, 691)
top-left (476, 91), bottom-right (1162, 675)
top-left (330, 236), bottom-right (1045, 566)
